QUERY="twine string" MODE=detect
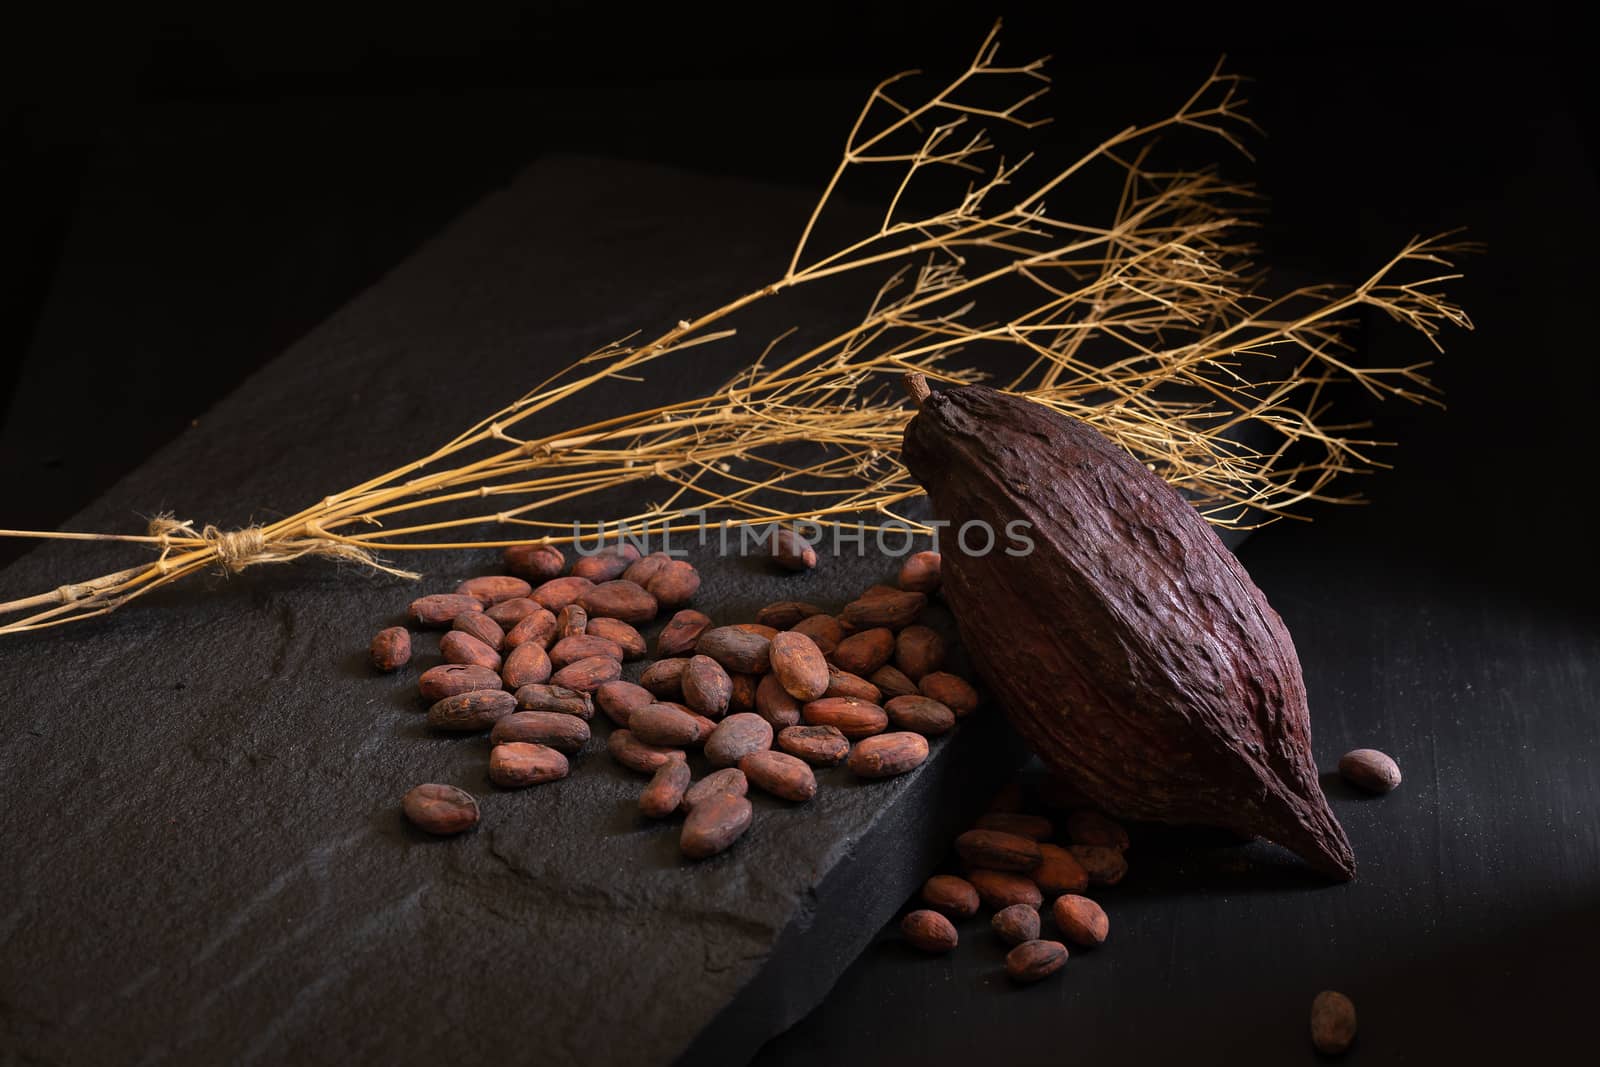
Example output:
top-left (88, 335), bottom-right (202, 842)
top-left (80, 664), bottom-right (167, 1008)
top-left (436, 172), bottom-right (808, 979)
top-left (144, 513), bottom-right (420, 580)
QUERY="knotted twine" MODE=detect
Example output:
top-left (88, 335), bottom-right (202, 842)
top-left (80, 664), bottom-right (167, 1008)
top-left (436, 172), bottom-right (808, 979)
top-left (145, 514), bottom-right (421, 580)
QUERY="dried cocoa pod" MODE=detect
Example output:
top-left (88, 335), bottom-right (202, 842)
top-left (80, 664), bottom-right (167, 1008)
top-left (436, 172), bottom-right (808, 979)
top-left (695, 626), bottom-right (772, 674)
top-left (847, 732), bottom-right (930, 778)
top-left (645, 560), bottom-right (700, 608)
top-left (704, 713), bottom-right (773, 767)
top-left (992, 903), bottom-right (1041, 946)
top-left (640, 658), bottom-right (688, 700)
top-left (893, 625), bottom-right (945, 681)
top-left (968, 870), bottom-right (1043, 910)
top-left (728, 672), bottom-right (758, 714)
top-left (629, 703), bottom-right (704, 748)
top-left (621, 550), bottom-right (672, 588)
top-left (802, 697), bottom-right (888, 739)
top-left (501, 641), bottom-right (553, 690)
top-left (681, 767), bottom-right (748, 813)
top-left (585, 617), bottom-right (647, 660)
top-left (956, 829), bottom-right (1042, 872)
top-left (607, 729), bottom-right (687, 774)
top-left (767, 528), bottom-right (817, 571)
top-left (680, 791), bottom-right (753, 859)
top-left (682, 655), bottom-right (733, 717)
top-left (1339, 748), bottom-right (1402, 794)
top-left (1030, 844), bottom-right (1089, 896)
top-left (639, 760), bottom-right (692, 819)
top-left (884, 695), bottom-right (955, 736)
top-left (897, 550), bottom-right (942, 593)
top-left (370, 627), bottom-right (411, 671)
top-left (776, 724), bottom-right (850, 766)
top-left (440, 630), bottom-right (502, 671)
top-left (513, 683), bottom-right (594, 719)
top-left (1052, 895), bottom-right (1108, 947)
top-left (918, 672), bottom-right (978, 717)
top-left (408, 593), bottom-right (485, 628)
top-left (901, 380), bottom-right (1355, 879)
top-left (403, 784), bottom-right (479, 835)
top-left (550, 633), bottom-right (624, 670)
top-left (491, 710), bottom-right (591, 753)
top-left (656, 608), bottom-right (712, 658)
top-left (579, 580), bottom-right (658, 624)
top-left (831, 627), bottom-right (895, 676)
top-left (419, 664), bottom-right (503, 702)
top-left (455, 575), bottom-right (532, 606)
top-left (868, 665), bottom-right (919, 700)
top-left (769, 631), bottom-right (830, 701)
top-left (976, 813), bottom-right (1054, 840)
top-left (788, 613), bottom-right (843, 655)
top-left (596, 680), bottom-right (653, 727)
top-left (1069, 845), bottom-right (1128, 886)
top-left (823, 665), bottom-right (882, 704)
top-left (739, 749), bottom-right (817, 802)
top-left (571, 543), bottom-right (642, 583)
top-left (489, 742), bottom-right (569, 787)
top-left (921, 874), bottom-right (980, 918)
top-left (840, 589), bottom-right (925, 630)
top-left (1005, 940), bottom-right (1068, 983)
top-left (755, 673), bottom-right (802, 729)
top-left (503, 608), bottom-right (557, 651)
top-left (549, 655), bottom-right (621, 693)
top-left (486, 597), bottom-right (542, 629)
top-left (530, 576), bottom-right (595, 612)
top-left (1310, 991), bottom-right (1357, 1054)
top-left (451, 610), bottom-right (505, 652)
top-left (503, 543), bottom-right (564, 582)
top-left (757, 600), bottom-right (826, 629)
top-left (1065, 810), bottom-right (1130, 849)
top-left (556, 603), bottom-right (588, 639)
top-left (428, 689), bottom-right (518, 732)
top-left (901, 910), bottom-right (958, 954)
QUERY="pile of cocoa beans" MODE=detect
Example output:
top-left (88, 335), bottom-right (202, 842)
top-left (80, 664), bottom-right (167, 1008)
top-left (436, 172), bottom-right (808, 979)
top-left (375, 543), bottom-right (982, 860)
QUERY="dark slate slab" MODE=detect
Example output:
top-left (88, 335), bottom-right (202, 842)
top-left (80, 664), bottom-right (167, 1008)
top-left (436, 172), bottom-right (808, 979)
top-left (0, 155), bottom-right (1031, 1066)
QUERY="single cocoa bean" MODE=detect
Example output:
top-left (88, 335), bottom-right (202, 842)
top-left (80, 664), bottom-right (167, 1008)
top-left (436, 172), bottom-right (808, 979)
top-left (501, 641), bottom-right (553, 690)
top-left (418, 663), bottom-right (503, 702)
top-left (823, 665), bottom-right (882, 704)
top-left (680, 791), bottom-right (753, 859)
top-left (402, 783), bottom-right (479, 835)
top-left (704, 713), bottom-right (773, 767)
top-left (645, 560), bottom-right (700, 608)
top-left (455, 575), bottom-right (532, 605)
top-left (768, 631), bottom-right (830, 702)
top-left (681, 767), bottom-right (748, 813)
top-left (550, 633), bottom-right (624, 669)
top-left (503, 543), bottom-right (564, 582)
top-left (503, 607), bottom-right (557, 651)
top-left (451, 610), bottom-right (505, 651)
top-left (968, 869), bottom-right (1043, 910)
top-left (832, 627), bottom-right (895, 675)
top-left (729, 672), bottom-right (758, 713)
top-left (556, 603), bottom-right (588, 639)
top-left (1339, 748), bottom-right (1402, 794)
top-left (596, 680), bottom-right (653, 727)
top-left (656, 608), bottom-right (713, 658)
top-left (802, 697), bottom-right (888, 739)
top-left (440, 630), bottom-right (502, 671)
top-left (621, 550), bottom-right (672, 588)
top-left (1051, 894), bottom-right (1108, 947)
top-left (586, 617), bottom-right (647, 660)
top-left (370, 627), bottom-right (411, 671)
top-left (486, 597), bottom-right (542, 629)
top-left (695, 626), bottom-right (772, 674)
top-left (571, 543), bottom-right (642, 582)
top-left (1065, 809), bottom-right (1130, 849)
top-left (768, 528), bottom-right (817, 571)
top-left (1005, 940), bottom-right (1068, 983)
top-left (408, 593), bottom-right (485, 627)
top-left (491, 711), bottom-right (591, 753)
top-left (1069, 845), bottom-right (1128, 886)
top-left (489, 742), bottom-right (569, 787)
top-left (841, 589), bottom-right (926, 630)
top-left (1310, 991), bottom-right (1357, 1055)
top-left (897, 550), bottom-right (942, 593)
top-left (731, 622), bottom-right (779, 640)
top-left (901, 909), bottom-right (958, 953)
top-left (918, 671), bottom-right (979, 717)
top-left (921, 874), bottom-right (980, 918)
top-left (858, 583), bottom-right (902, 600)
top-left (629, 702), bottom-right (703, 747)
top-left (682, 655), bottom-right (733, 717)
top-left (776, 724), bottom-right (850, 766)
top-left (992, 903), bottom-right (1041, 946)
top-left (739, 749), bottom-right (817, 802)
top-left (513, 683), bottom-right (593, 718)
top-left (639, 760), bottom-right (692, 819)
top-left (530, 576), bottom-right (595, 612)
top-left (976, 813), bottom-right (1054, 840)
top-left (788, 613), bottom-right (843, 655)
top-left (580, 579), bottom-right (658, 624)
top-left (868, 665), bottom-right (919, 700)
top-left (549, 655), bottom-right (621, 693)
top-left (428, 689), bottom-right (518, 732)
top-left (1031, 844), bottom-right (1089, 896)
top-left (885, 695), bottom-right (955, 736)
top-left (607, 729), bottom-right (687, 774)
top-left (957, 829), bottom-right (1043, 872)
top-left (757, 600), bottom-right (826, 629)
top-left (847, 732), bottom-right (930, 778)
top-left (893, 625), bottom-right (946, 681)
top-left (640, 658), bottom-right (688, 699)
top-left (755, 673), bottom-right (802, 728)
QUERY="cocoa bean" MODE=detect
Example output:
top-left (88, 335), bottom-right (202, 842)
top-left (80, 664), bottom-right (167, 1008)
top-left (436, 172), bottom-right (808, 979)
top-left (512, 683), bottom-right (594, 719)
top-left (868, 664), bottom-right (919, 700)
top-left (968, 870), bottom-right (1043, 910)
top-left (503, 608), bottom-right (557, 651)
top-left (418, 664), bottom-right (503, 702)
top-left (645, 560), bottom-right (700, 608)
top-left (489, 742), bottom-right (569, 787)
top-left (776, 724), bottom-right (850, 767)
top-left (549, 655), bottom-right (621, 693)
top-left (685, 709), bottom-right (719, 742)
top-left (680, 791), bottom-right (753, 859)
top-left (767, 528), bottom-right (817, 571)
top-left (731, 623), bottom-right (779, 640)
top-left (550, 633), bottom-right (624, 669)
top-left (788, 613), bottom-right (843, 655)
top-left (606, 729), bottom-right (687, 774)
top-left (682, 655), bottom-right (733, 717)
top-left (491, 711), bottom-right (591, 753)
top-left (486, 597), bottom-right (542, 629)
top-left (1030, 844), bottom-right (1089, 896)
top-left (840, 589), bottom-right (925, 630)
top-left (440, 630), bottom-right (502, 671)
top-left (823, 665), bottom-right (881, 703)
top-left (847, 732), bottom-right (930, 778)
top-left (570, 543), bottom-right (642, 583)
top-left (918, 671), bottom-right (979, 716)
top-left (585, 617), bottom-right (647, 660)
top-left (884, 695), bottom-right (955, 736)
top-left (639, 760), bottom-right (692, 819)
top-left (802, 697), bottom-right (888, 739)
top-left (695, 626), bottom-right (771, 674)
top-left (831, 627), bottom-right (895, 675)
top-left (704, 713), bottom-right (773, 767)
top-left (901, 910), bottom-right (958, 954)
top-left (530, 576), bottom-right (595, 612)
top-left (640, 658), bottom-right (688, 699)
top-left (503, 543), bottom-right (565, 582)
top-left (501, 641), bottom-right (553, 689)
top-left (556, 603), bottom-right (588, 639)
top-left (755, 673), bottom-right (801, 729)
top-left (756, 600), bottom-right (826, 628)
top-left (621, 550), bottom-right (672, 588)
top-left (595, 680), bottom-right (653, 727)
top-left (769, 631), bottom-right (830, 701)
top-left (897, 550), bottom-right (942, 593)
top-left (580, 579), bottom-right (658, 624)
top-left (1051, 894), bottom-right (1108, 947)
top-left (1339, 748), bottom-right (1402, 794)
top-left (402, 783), bottom-right (479, 835)
top-left (921, 874), bottom-right (980, 918)
top-left (408, 593), bottom-right (485, 627)
top-left (370, 627), bottom-right (411, 671)
top-left (1064, 810), bottom-right (1130, 849)
top-left (628, 702), bottom-right (703, 747)
top-left (992, 903), bottom-right (1041, 946)
top-left (451, 610), bottom-right (505, 652)
top-left (681, 768), bottom-right (748, 813)
top-left (957, 829), bottom-right (1042, 872)
top-left (428, 689), bottom-right (517, 732)
top-left (1005, 940), bottom-right (1068, 983)
top-left (729, 672), bottom-right (758, 714)
top-left (893, 625), bottom-right (945, 681)
top-left (739, 749), bottom-right (817, 802)
top-left (656, 608), bottom-right (713, 658)
top-left (976, 813), bottom-right (1054, 840)
top-left (1069, 845), bottom-right (1128, 886)
top-left (1310, 991), bottom-right (1357, 1054)
top-left (454, 575), bottom-right (532, 606)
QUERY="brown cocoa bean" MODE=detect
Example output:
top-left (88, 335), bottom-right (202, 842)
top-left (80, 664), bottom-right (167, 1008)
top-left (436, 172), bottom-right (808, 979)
top-left (408, 593), bottom-right (485, 627)
top-left (776, 724), bottom-right (850, 766)
top-left (491, 710), bottom-right (591, 753)
top-left (1310, 991), bottom-right (1357, 1054)
top-left (428, 689), bottom-right (517, 732)
top-left (840, 589), bottom-right (925, 630)
top-left (596, 680), bottom-right (653, 727)
top-left (767, 630), bottom-right (830, 702)
top-left (884, 695), bottom-right (955, 736)
top-left (729, 672), bottom-right (758, 713)
top-left (570, 543), bottom-right (642, 583)
top-left (967, 869), bottom-right (1043, 910)
top-left (823, 665), bottom-right (882, 704)
top-left (656, 609), bottom-right (713, 658)
top-left (451, 610), bottom-right (505, 651)
top-left (549, 655), bottom-right (621, 693)
top-left (1069, 845), bottom-right (1128, 886)
top-left (802, 697), bottom-right (888, 739)
top-left (628, 702), bottom-right (703, 747)
top-left (556, 603), bottom-right (588, 639)
top-left (831, 627), bottom-right (895, 676)
top-left (586, 617), bottom-right (647, 660)
top-left (757, 600), bottom-right (826, 629)
top-left (739, 749), bottom-right (817, 802)
top-left (402, 783), bottom-right (479, 834)
top-left (918, 671), bottom-right (979, 717)
top-left (992, 903), bottom-right (1041, 946)
top-left (1064, 810), bottom-right (1130, 849)
top-left (606, 729), bottom-right (687, 774)
top-left (788, 613), bottom-right (843, 655)
top-left (1338, 748), bottom-right (1402, 794)
top-left (681, 767), bottom-right (748, 813)
top-left (580, 579), bottom-right (658, 624)
top-left (503, 608), bottom-right (557, 651)
top-left (921, 874), bottom-right (980, 918)
top-left (897, 550), bottom-right (942, 593)
top-left (639, 760), bottom-right (692, 819)
top-left (956, 829), bottom-right (1042, 872)
top-left (1030, 844), bottom-right (1090, 896)
top-left (1005, 940), bottom-right (1068, 983)
top-left (858, 583), bottom-right (901, 600)
top-left (512, 683), bottom-right (594, 719)
top-left (621, 550), bottom-right (672, 587)
top-left (680, 791), bottom-right (753, 859)
top-left (370, 627), bottom-right (411, 671)
top-left (489, 742), bottom-right (569, 787)
top-left (847, 732), bottom-right (930, 778)
top-left (755, 673), bottom-right (802, 729)
top-left (696, 626), bottom-right (772, 674)
top-left (1051, 894), bottom-right (1108, 947)
top-left (704, 713), bottom-right (773, 767)
top-left (731, 623), bottom-right (779, 640)
top-left (901, 909), bottom-right (958, 954)
top-left (530, 576), bottom-right (595, 612)
top-left (976, 813), bottom-right (1054, 840)
top-left (868, 665), bottom-right (919, 700)
top-left (503, 543), bottom-right (564, 582)
top-left (682, 655), bottom-right (733, 717)
top-left (893, 625), bottom-right (945, 681)
top-left (685, 709), bottom-right (719, 742)
top-left (486, 597), bottom-right (542, 629)
top-left (640, 658), bottom-right (688, 699)
top-left (501, 641), bottom-right (553, 689)
top-left (418, 663), bottom-right (503, 702)
top-left (645, 560), bottom-right (700, 608)
top-left (440, 630), bottom-right (502, 671)
top-left (454, 575), bottom-right (532, 606)
top-left (767, 528), bottom-right (817, 571)
top-left (550, 633), bottom-right (624, 669)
